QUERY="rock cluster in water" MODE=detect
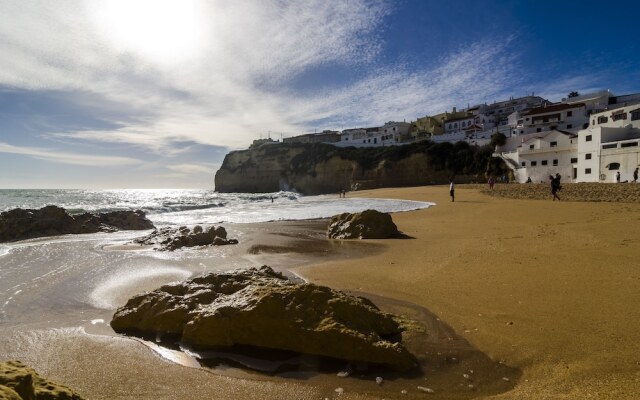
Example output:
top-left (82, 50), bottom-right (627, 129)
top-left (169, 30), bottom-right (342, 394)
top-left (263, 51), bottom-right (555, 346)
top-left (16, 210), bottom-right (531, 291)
top-left (0, 360), bottom-right (84, 400)
top-left (132, 225), bottom-right (238, 251)
top-left (0, 205), bottom-right (155, 243)
top-left (327, 209), bottom-right (401, 239)
top-left (111, 266), bottom-right (416, 370)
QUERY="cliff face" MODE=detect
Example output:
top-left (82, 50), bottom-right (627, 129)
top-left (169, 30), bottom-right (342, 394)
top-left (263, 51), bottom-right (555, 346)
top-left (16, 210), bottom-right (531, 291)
top-left (215, 142), bottom-right (492, 195)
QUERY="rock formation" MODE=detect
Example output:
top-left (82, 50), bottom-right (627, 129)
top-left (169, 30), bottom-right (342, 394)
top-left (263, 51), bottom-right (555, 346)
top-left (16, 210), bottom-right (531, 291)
top-left (132, 225), bottom-right (238, 251)
top-left (0, 206), bottom-right (155, 243)
top-left (215, 141), bottom-right (491, 194)
top-left (111, 266), bottom-right (416, 370)
top-left (327, 210), bottom-right (401, 239)
top-left (0, 360), bottom-right (84, 400)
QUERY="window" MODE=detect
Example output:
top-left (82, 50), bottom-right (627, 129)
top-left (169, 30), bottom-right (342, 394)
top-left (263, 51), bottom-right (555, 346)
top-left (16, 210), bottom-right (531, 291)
top-left (374, 138), bottom-right (377, 144)
top-left (586, 135), bottom-right (592, 142)
top-left (621, 142), bottom-right (639, 148)
top-left (553, 159), bottom-right (558, 166)
top-left (585, 153), bottom-right (592, 160)
top-left (567, 111), bottom-right (573, 117)
top-left (541, 160), bottom-right (548, 166)
top-left (597, 116), bottom-right (608, 124)
top-left (585, 168), bottom-right (592, 174)
top-left (612, 112), bottom-right (627, 121)
top-left (529, 144), bottom-right (534, 149)
top-left (520, 130), bottom-right (524, 134)
top-left (550, 141), bottom-right (558, 147)
top-left (567, 124), bottom-right (572, 129)
top-left (592, 120), bottom-right (595, 125)
top-left (571, 157), bottom-right (578, 163)
top-left (632, 110), bottom-right (640, 121)
top-left (454, 123), bottom-right (458, 128)
top-left (531, 161), bottom-right (537, 166)
top-left (607, 163), bottom-right (620, 170)
top-left (521, 162), bottom-right (526, 167)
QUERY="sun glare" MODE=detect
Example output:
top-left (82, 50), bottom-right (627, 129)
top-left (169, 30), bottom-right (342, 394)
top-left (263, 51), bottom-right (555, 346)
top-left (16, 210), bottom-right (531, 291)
top-left (88, 0), bottom-right (208, 64)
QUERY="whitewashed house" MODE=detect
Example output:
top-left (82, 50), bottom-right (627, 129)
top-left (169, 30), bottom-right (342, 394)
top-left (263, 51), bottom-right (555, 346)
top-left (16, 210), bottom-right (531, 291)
top-left (496, 130), bottom-right (578, 183)
top-left (576, 105), bottom-right (640, 182)
top-left (511, 103), bottom-right (588, 136)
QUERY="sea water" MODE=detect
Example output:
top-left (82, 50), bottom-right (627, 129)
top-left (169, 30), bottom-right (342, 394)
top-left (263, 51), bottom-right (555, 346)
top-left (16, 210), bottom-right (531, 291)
top-left (0, 189), bottom-right (432, 226)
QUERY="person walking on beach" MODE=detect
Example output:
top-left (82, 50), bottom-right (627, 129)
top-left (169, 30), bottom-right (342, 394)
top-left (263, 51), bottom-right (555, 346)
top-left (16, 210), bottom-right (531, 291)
top-left (449, 179), bottom-right (455, 202)
top-left (634, 168), bottom-right (638, 183)
top-left (550, 175), bottom-right (561, 201)
top-left (488, 176), bottom-right (495, 190)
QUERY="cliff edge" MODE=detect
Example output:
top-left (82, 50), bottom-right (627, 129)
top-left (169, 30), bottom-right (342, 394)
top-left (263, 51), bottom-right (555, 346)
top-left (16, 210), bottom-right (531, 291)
top-left (215, 141), bottom-right (494, 195)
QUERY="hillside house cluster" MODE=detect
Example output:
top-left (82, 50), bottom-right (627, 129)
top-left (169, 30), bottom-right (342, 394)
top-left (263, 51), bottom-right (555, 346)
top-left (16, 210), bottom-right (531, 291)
top-left (267, 89), bottom-right (640, 183)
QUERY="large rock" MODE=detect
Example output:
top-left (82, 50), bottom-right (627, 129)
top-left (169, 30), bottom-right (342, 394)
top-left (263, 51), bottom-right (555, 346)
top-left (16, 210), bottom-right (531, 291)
top-left (0, 206), bottom-right (155, 242)
top-left (132, 225), bottom-right (237, 251)
top-left (327, 209), bottom-right (401, 239)
top-left (0, 360), bottom-right (84, 400)
top-left (111, 266), bottom-right (416, 370)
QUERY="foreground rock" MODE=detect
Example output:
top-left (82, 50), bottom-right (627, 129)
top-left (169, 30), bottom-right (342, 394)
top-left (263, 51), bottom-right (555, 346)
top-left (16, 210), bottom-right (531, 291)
top-left (327, 209), bottom-right (402, 239)
top-left (111, 266), bottom-right (416, 370)
top-left (0, 205), bottom-right (155, 243)
top-left (0, 360), bottom-right (84, 400)
top-left (132, 225), bottom-right (238, 251)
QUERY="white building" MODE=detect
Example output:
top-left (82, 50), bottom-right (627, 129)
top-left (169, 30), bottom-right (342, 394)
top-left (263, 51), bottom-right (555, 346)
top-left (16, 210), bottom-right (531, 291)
top-left (495, 104), bottom-right (640, 183)
top-left (496, 130), bottom-right (578, 183)
top-left (576, 105), bottom-right (640, 182)
top-left (337, 122), bottom-right (411, 148)
top-left (510, 103), bottom-right (588, 136)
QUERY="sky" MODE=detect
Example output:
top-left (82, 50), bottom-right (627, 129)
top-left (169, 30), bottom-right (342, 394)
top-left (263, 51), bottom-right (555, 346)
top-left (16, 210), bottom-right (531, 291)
top-left (1, 0), bottom-right (639, 189)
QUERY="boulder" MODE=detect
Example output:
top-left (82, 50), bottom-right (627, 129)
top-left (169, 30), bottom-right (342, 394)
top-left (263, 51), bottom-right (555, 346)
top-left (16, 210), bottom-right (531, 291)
top-left (0, 206), bottom-right (155, 243)
top-left (327, 209), bottom-right (401, 239)
top-left (0, 360), bottom-right (84, 400)
top-left (111, 266), bottom-right (416, 370)
top-left (132, 225), bottom-right (237, 251)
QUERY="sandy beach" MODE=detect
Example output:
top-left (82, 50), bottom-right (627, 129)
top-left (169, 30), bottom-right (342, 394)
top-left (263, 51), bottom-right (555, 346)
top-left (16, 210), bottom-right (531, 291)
top-left (299, 184), bottom-right (640, 399)
top-left (2, 184), bottom-right (639, 399)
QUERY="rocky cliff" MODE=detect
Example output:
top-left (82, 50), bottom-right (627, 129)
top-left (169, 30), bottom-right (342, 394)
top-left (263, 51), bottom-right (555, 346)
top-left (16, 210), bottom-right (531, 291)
top-left (215, 141), bottom-right (494, 195)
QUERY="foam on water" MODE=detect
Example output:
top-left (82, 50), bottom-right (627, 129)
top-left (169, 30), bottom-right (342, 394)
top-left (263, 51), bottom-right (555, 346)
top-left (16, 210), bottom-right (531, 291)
top-left (0, 189), bottom-right (434, 227)
top-left (89, 266), bottom-right (192, 309)
top-left (0, 245), bottom-right (10, 257)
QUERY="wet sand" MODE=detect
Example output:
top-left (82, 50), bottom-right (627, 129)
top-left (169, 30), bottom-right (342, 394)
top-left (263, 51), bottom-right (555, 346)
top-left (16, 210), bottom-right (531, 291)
top-left (2, 185), bottom-right (639, 399)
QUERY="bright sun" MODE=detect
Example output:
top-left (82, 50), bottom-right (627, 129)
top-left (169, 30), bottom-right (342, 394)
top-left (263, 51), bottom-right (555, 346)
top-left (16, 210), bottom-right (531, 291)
top-left (88, 0), bottom-right (207, 64)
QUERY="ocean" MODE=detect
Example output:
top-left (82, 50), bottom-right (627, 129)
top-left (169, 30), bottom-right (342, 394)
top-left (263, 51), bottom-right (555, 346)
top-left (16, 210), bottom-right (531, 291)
top-left (0, 188), bottom-right (432, 226)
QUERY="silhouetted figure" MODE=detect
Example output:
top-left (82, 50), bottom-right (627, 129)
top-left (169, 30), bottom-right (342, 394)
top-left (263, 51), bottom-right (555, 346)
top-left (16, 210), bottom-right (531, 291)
top-left (616, 171), bottom-right (621, 183)
top-left (488, 176), bottom-right (495, 190)
top-left (550, 175), bottom-right (561, 201)
top-left (449, 179), bottom-right (455, 202)
top-left (526, 176), bottom-right (532, 183)
top-left (634, 168), bottom-right (638, 183)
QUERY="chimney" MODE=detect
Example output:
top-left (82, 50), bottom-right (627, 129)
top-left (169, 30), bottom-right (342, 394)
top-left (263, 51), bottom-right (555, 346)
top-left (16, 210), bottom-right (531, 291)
top-left (452, 107), bottom-right (457, 113)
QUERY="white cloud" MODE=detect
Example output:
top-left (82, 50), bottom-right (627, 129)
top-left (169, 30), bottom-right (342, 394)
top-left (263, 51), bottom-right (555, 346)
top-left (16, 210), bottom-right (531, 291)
top-left (0, 0), bottom-right (524, 155)
top-left (0, 141), bottom-right (141, 166)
